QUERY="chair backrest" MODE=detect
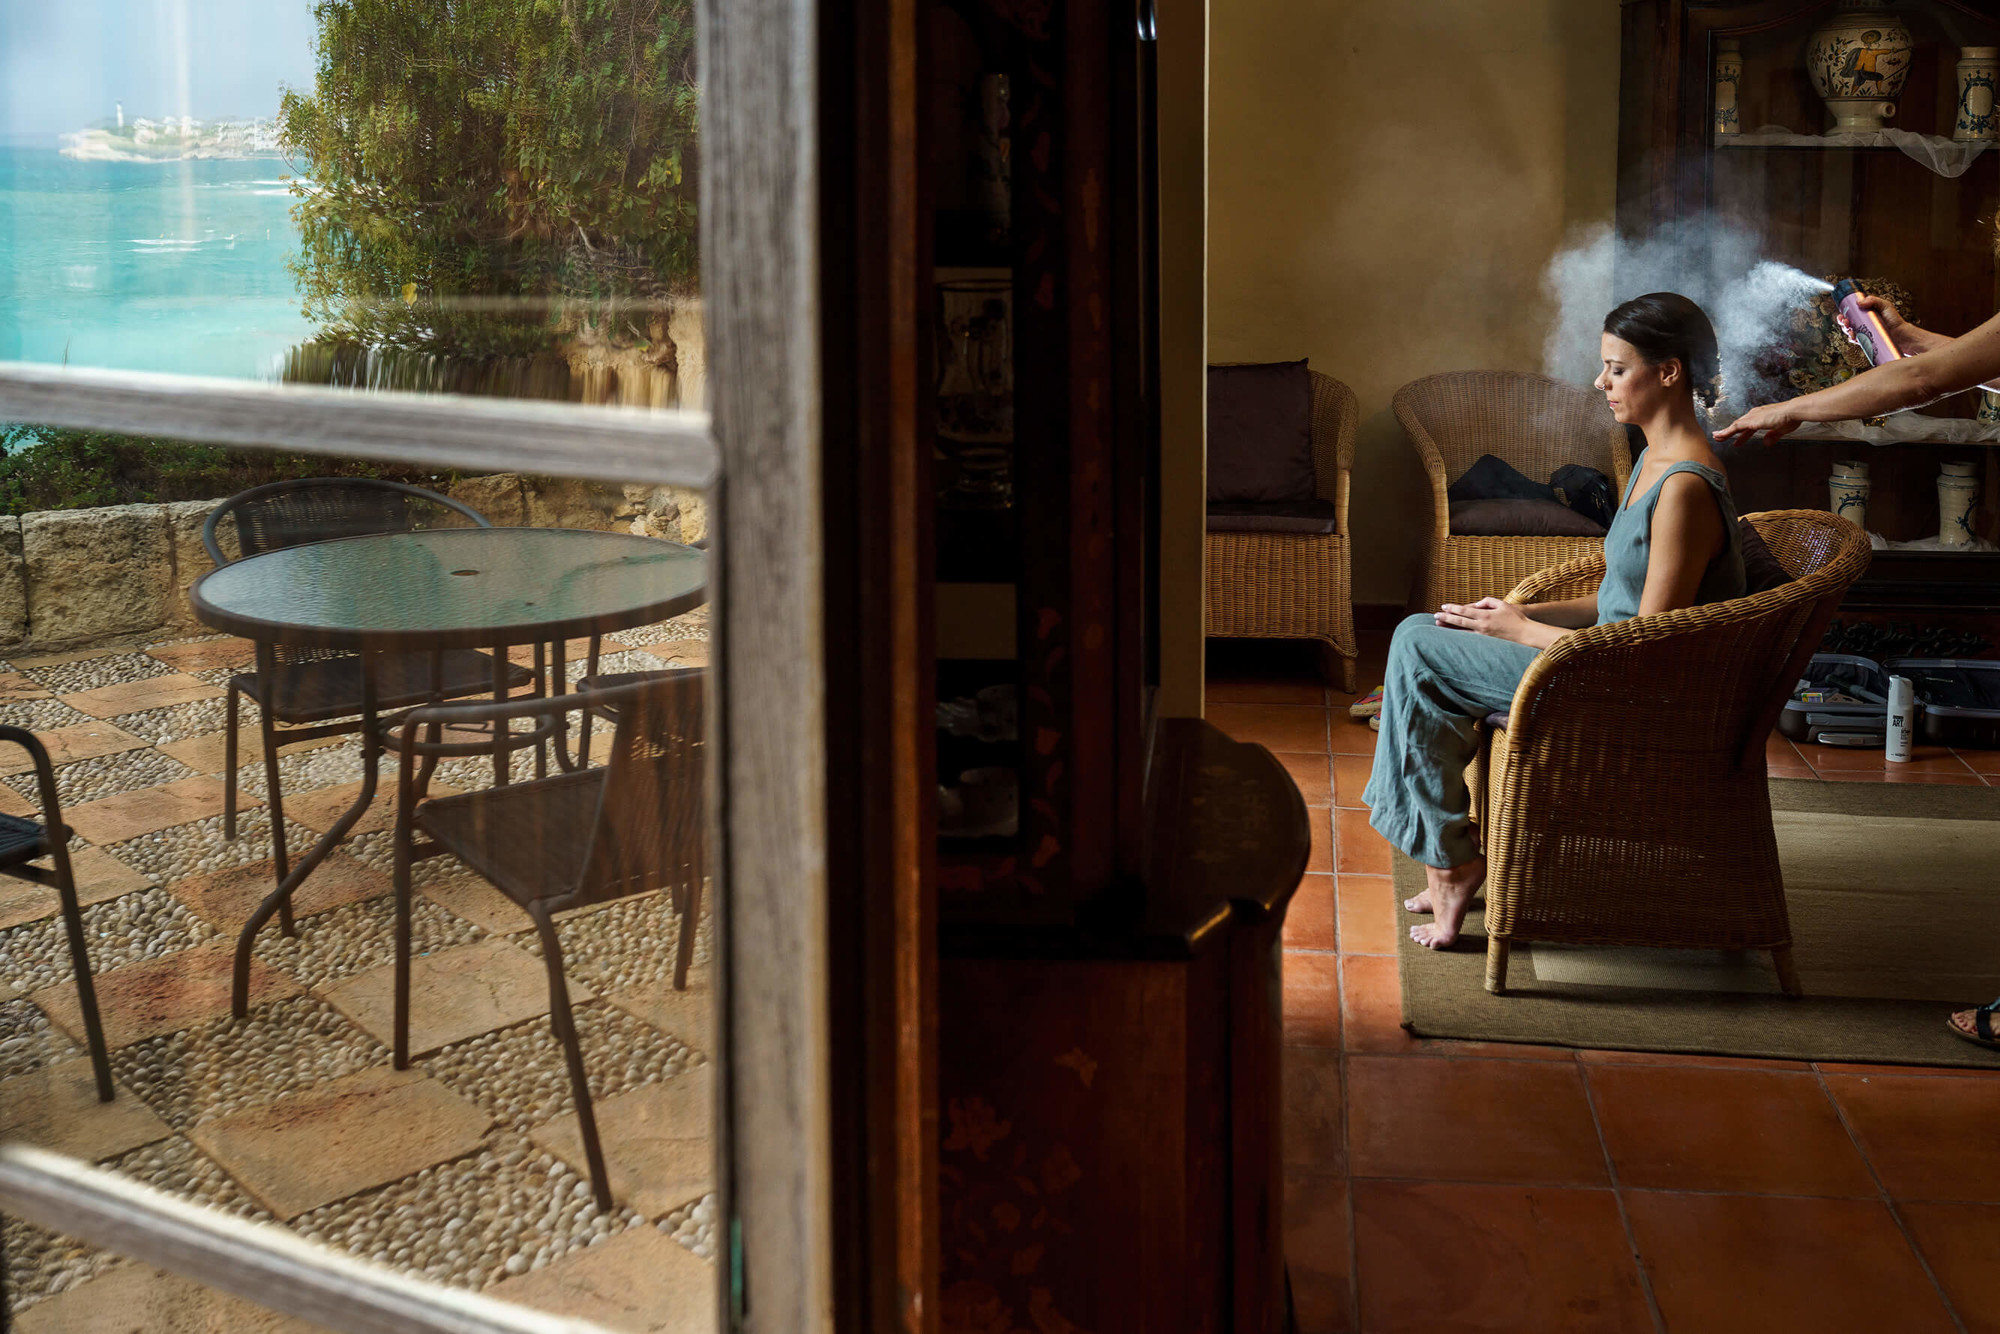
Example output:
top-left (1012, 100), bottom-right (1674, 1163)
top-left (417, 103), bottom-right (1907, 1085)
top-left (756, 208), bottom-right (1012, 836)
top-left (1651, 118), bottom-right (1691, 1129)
top-left (1393, 370), bottom-right (1631, 495)
top-left (1307, 370), bottom-right (1359, 503)
top-left (1735, 508), bottom-right (1874, 763)
top-left (203, 478), bottom-right (493, 566)
top-left (576, 669), bottom-right (707, 906)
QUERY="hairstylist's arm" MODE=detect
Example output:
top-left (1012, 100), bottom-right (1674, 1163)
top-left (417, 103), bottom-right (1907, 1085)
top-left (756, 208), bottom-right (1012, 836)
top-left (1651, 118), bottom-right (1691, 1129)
top-left (1841, 295), bottom-right (1953, 356)
top-left (1716, 307), bottom-right (2000, 445)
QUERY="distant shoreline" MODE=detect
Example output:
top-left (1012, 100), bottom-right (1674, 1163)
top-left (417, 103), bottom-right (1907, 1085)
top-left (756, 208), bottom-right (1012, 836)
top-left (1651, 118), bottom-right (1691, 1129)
top-left (58, 119), bottom-right (285, 164)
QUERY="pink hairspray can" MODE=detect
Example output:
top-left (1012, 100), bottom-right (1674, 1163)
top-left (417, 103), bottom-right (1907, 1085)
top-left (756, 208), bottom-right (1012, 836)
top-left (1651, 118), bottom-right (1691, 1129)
top-left (1831, 279), bottom-right (1903, 367)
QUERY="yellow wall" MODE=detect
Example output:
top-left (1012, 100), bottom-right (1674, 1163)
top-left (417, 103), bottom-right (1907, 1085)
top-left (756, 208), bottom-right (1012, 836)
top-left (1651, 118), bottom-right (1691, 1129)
top-left (1208, 0), bottom-right (1622, 604)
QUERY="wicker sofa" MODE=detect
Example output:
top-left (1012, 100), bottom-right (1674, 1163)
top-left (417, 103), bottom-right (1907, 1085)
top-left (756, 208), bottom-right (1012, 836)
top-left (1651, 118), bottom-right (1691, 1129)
top-left (1395, 370), bottom-right (1632, 612)
top-left (1470, 510), bottom-right (1872, 997)
top-left (1205, 369), bottom-right (1360, 691)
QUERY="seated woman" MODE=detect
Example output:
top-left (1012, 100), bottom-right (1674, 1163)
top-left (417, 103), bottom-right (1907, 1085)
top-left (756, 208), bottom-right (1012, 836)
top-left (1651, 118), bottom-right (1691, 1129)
top-left (1363, 292), bottom-right (1747, 949)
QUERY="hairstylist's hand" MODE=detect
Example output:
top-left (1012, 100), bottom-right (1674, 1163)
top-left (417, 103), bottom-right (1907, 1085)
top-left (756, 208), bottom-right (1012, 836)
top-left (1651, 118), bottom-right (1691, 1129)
top-left (1435, 597), bottom-right (1533, 643)
top-left (1835, 293), bottom-right (1912, 351)
top-left (1713, 398), bottom-right (1803, 447)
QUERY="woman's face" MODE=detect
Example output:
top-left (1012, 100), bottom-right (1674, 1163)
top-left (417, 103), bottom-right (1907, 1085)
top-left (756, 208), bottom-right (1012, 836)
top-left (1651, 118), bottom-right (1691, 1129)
top-left (1593, 333), bottom-right (1681, 424)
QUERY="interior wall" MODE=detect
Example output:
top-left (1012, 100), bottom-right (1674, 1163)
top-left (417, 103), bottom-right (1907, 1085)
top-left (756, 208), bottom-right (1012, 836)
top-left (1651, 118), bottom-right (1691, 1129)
top-left (1207, 0), bottom-right (1622, 605)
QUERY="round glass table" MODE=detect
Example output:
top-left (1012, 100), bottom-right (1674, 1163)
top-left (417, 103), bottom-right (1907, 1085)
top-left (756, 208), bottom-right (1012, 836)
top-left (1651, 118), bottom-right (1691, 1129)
top-left (189, 527), bottom-right (708, 1015)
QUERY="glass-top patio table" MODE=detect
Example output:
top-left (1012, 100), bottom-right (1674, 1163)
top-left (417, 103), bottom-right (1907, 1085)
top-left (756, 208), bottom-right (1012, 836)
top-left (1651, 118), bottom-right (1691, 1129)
top-left (189, 527), bottom-right (708, 1016)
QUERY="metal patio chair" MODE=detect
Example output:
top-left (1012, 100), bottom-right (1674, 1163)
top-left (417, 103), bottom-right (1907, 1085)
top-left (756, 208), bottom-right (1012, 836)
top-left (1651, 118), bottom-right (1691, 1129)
top-left (388, 670), bottom-right (707, 1210)
top-left (204, 479), bottom-right (536, 922)
top-left (0, 728), bottom-right (114, 1101)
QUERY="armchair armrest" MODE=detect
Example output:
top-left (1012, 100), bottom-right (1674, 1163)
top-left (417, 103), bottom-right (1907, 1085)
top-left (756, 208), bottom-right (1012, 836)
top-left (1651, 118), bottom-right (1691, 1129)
top-left (1506, 551), bottom-right (1606, 605)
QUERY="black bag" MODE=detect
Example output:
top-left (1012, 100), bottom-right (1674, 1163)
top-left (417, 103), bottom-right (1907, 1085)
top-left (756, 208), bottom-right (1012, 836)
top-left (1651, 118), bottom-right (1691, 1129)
top-left (1549, 464), bottom-right (1615, 530)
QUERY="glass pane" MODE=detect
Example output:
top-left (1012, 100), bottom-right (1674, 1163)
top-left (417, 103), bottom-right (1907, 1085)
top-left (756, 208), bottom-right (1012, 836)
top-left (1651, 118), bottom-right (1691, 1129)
top-left (0, 0), bottom-right (702, 411)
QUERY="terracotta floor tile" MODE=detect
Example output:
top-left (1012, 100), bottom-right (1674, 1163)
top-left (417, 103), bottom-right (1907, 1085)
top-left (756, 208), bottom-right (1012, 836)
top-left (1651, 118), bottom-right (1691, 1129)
top-left (1338, 953), bottom-right (1570, 1062)
top-left (1813, 1061), bottom-right (2000, 1080)
top-left (1204, 676), bottom-right (1326, 707)
top-left (158, 729), bottom-right (263, 774)
top-left (1822, 768), bottom-right (1985, 785)
top-left (1284, 875), bottom-right (1337, 952)
top-left (1283, 1044), bottom-right (1344, 1175)
top-left (1307, 808), bottom-right (1334, 875)
top-left (1824, 1073), bottom-right (2000, 1201)
top-left (1347, 1055), bottom-right (1608, 1186)
top-left (0, 723), bottom-right (148, 775)
top-left (1207, 702), bottom-right (1330, 754)
top-left (1284, 1171), bottom-right (1353, 1334)
top-left (1285, 951), bottom-right (1342, 1049)
top-left (0, 672), bottom-right (52, 703)
top-left (1767, 763), bottom-right (1816, 779)
top-left (1586, 1064), bottom-right (1874, 1196)
top-left (1335, 876), bottom-right (1397, 956)
top-left (1353, 1180), bottom-right (1650, 1333)
top-left (1805, 743), bottom-right (1971, 776)
top-left (1331, 753), bottom-right (1372, 809)
top-left (1957, 747), bottom-right (2000, 775)
top-left (144, 638), bottom-right (257, 673)
top-left (1328, 713), bottom-right (1378, 757)
top-left (192, 1066), bottom-right (491, 1219)
top-left (1579, 1048), bottom-right (1810, 1073)
top-left (169, 854), bottom-right (388, 931)
top-left (1900, 1201), bottom-right (2000, 1334)
top-left (0, 1058), bottom-right (170, 1162)
top-left (1625, 1190), bottom-right (1958, 1334)
top-left (35, 940), bottom-right (301, 1050)
top-left (528, 1070), bottom-right (711, 1217)
top-left (488, 1224), bottom-right (717, 1333)
top-left (1334, 807), bottom-right (1389, 875)
top-left (13, 1263), bottom-right (327, 1334)
top-left (327, 938), bottom-right (577, 1057)
top-left (1765, 733), bottom-right (1806, 768)
top-left (1279, 752), bottom-right (1331, 807)
top-left (63, 674), bottom-right (223, 720)
top-left (64, 776), bottom-right (243, 845)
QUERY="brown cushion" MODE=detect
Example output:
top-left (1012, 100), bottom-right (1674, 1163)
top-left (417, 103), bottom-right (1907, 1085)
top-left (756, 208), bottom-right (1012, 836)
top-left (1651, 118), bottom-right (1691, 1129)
top-left (1448, 499), bottom-right (1606, 538)
top-left (1206, 500), bottom-right (1341, 535)
top-left (1740, 519), bottom-right (1792, 594)
top-left (1207, 360), bottom-right (1316, 503)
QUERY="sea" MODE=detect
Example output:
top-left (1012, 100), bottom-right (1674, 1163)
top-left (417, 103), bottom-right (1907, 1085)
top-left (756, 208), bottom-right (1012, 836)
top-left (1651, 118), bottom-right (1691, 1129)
top-left (0, 144), bottom-right (311, 380)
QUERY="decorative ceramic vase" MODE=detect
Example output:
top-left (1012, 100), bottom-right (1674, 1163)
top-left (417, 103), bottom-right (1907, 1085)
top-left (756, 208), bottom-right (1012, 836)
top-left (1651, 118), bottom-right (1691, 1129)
top-left (1957, 47), bottom-right (2000, 141)
top-left (1938, 474), bottom-right (1980, 546)
top-left (1715, 39), bottom-right (1743, 135)
top-left (1979, 389), bottom-right (2000, 424)
top-left (1940, 461), bottom-right (1978, 479)
top-left (1807, 2), bottom-right (1915, 132)
top-left (1830, 472), bottom-right (1872, 532)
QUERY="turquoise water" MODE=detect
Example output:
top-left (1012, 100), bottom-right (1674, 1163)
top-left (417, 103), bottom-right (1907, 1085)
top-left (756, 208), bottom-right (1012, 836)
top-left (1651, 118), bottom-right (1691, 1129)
top-left (0, 145), bottom-right (312, 380)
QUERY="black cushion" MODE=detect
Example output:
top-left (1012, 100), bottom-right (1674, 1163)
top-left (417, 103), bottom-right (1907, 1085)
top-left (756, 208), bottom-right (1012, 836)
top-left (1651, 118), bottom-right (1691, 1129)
top-left (1740, 520), bottom-right (1792, 594)
top-left (1449, 499), bottom-right (1606, 538)
top-left (1206, 500), bottom-right (1341, 535)
top-left (1447, 454), bottom-right (1556, 505)
top-left (1206, 360), bottom-right (1316, 504)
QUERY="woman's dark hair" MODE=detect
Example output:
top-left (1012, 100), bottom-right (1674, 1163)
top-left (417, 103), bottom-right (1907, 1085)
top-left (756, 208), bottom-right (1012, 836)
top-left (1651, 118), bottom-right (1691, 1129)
top-left (1604, 292), bottom-right (1723, 411)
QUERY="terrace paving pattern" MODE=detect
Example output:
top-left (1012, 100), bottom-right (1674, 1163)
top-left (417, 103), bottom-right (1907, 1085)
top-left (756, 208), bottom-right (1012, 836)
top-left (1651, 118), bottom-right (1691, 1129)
top-left (1211, 614), bottom-right (2000, 1334)
top-left (0, 619), bottom-right (718, 1331)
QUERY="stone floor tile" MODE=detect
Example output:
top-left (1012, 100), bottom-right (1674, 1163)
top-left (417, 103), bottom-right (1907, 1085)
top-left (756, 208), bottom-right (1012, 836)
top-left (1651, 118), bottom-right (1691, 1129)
top-left (169, 854), bottom-right (387, 932)
top-left (158, 730), bottom-right (260, 775)
top-left (64, 777), bottom-right (246, 846)
top-left (145, 638), bottom-right (258, 674)
top-left (0, 877), bottom-right (55, 930)
top-left (423, 876), bottom-right (534, 935)
top-left (326, 938), bottom-right (576, 1056)
top-left (529, 1071), bottom-right (713, 1218)
top-left (0, 723), bottom-right (149, 775)
top-left (0, 849), bottom-right (157, 929)
top-left (64, 675), bottom-right (224, 721)
top-left (0, 996), bottom-right (79, 1079)
top-left (635, 639), bottom-right (710, 667)
top-left (605, 977), bottom-right (712, 1052)
top-left (191, 1065), bottom-right (490, 1220)
top-left (34, 940), bottom-right (301, 1050)
top-left (0, 783), bottom-right (33, 817)
top-left (0, 1058), bottom-right (170, 1161)
top-left (488, 1224), bottom-right (716, 1333)
top-left (283, 779), bottom-right (460, 836)
top-left (422, 1002), bottom-right (699, 1131)
top-left (0, 672), bottom-right (52, 703)
top-left (8, 647), bottom-right (123, 670)
top-left (12, 1261), bottom-right (332, 1333)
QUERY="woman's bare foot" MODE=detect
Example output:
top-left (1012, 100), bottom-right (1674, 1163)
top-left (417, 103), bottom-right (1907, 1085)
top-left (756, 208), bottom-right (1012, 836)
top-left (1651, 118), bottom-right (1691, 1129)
top-left (1403, 889), bottom-right (1434, 913)
top-left (1411, 858), bottom-right (1486, 949)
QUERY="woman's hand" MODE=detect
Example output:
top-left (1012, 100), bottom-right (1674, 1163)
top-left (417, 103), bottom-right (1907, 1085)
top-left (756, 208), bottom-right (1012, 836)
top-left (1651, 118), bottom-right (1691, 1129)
top-left (1836, 293), bottom-right (1913, 350)
top-left (1713, 397), bottom-right (1803, 447)
top-left (1435, 597), bottom-right (1535, 643)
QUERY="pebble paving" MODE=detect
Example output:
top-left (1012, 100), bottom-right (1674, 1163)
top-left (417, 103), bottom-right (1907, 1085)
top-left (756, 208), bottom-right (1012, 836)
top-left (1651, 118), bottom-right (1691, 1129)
top-left (0, 621), bottom-right (719, 1318)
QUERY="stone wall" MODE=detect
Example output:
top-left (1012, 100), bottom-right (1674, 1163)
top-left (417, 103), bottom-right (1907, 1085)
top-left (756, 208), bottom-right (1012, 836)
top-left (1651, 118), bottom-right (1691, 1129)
top-left (0, 476), bottom-right (706, 655)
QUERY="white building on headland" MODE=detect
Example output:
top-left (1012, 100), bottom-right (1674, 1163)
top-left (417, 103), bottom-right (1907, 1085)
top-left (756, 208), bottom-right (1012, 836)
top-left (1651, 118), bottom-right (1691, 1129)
top-left (59, 112), bottom-right (283, 162)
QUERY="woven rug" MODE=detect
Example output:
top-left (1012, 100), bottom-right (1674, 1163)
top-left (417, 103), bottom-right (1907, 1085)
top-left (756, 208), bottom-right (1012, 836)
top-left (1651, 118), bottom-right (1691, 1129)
top-left (1394, 777), bottom-right (2000, 1068)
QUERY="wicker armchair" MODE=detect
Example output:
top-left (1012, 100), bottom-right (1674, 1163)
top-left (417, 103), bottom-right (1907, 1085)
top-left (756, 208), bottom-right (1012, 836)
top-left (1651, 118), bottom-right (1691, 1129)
top-left (1475, 510), bottom-right (1871, 998)
top-left (1395, 371), bottom-right (1632, 611)
top-left (1205, 370), bottom-right (1361, 691)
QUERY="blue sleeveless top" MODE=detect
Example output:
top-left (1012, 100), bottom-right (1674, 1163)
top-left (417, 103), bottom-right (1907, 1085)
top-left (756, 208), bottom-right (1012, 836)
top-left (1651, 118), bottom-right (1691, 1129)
top-left (1595, 450), bottom-right (1746, 627)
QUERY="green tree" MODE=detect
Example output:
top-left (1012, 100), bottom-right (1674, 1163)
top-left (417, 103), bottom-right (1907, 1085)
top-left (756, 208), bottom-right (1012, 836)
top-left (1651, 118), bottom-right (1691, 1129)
top-left (280, 0), bottom-right (698, 360)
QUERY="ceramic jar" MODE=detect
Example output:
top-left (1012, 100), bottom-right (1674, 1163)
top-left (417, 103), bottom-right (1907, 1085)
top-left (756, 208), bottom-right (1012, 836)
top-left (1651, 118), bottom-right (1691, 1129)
top-left (1715, 39), bottom-right (1743, 135)
top-left (1956, 47), bottom-right (2000, 141)
top-left (1807, 2), bottom-right (1915, 132)
top-left (1938, 470), bottom-right (1980, 547)
top-left (1830, 460), bottom-right (1872, 532)
top-left (1980, 389), bottom-right (2000, 425)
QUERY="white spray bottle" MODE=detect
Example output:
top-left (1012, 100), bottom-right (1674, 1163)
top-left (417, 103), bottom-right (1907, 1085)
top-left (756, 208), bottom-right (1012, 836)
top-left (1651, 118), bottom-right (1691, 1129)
top-left (1886, 674), bottom-right (1915, 763)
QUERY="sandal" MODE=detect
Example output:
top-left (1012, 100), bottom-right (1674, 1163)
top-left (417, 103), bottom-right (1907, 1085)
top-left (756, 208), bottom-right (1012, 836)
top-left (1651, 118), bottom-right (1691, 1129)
top-left (1947, 999), bottom-right (2000, 1050)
